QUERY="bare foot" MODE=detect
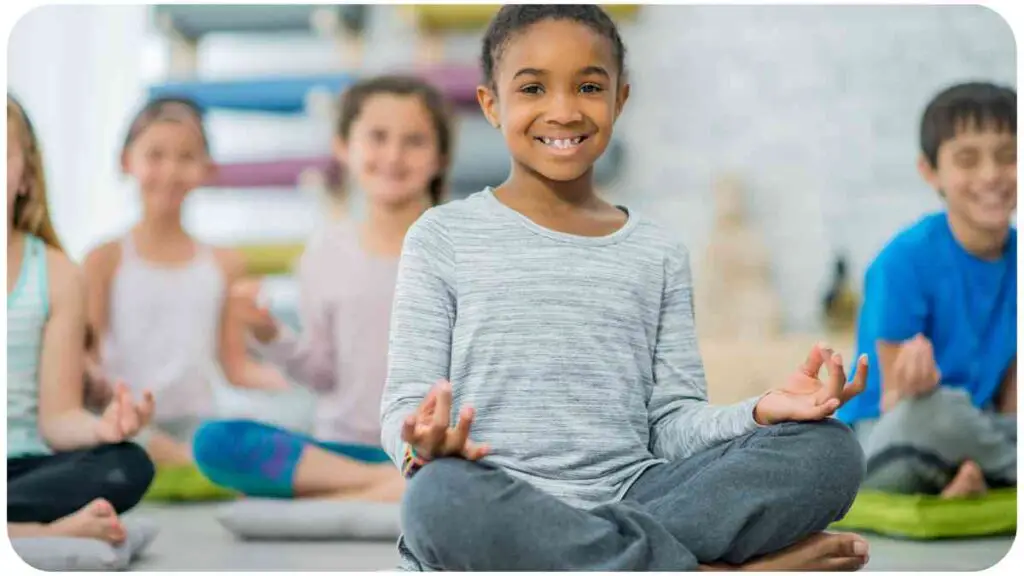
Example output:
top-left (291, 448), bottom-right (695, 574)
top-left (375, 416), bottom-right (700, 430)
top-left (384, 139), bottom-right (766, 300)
top-left (941, 460), bottom-right (988, 499)
top-left (702, 532), bottom-right (869, 571)
top-left (49, 499), bottom-right (126, 544)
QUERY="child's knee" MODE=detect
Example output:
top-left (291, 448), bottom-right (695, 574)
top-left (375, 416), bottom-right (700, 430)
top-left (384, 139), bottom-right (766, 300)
top-left (780, 420), bottom-right (865, 500)
top-left (192, 419), bottom-right (263, 467)
top-left (99, 442), bottom-right (156, 509)
top-left (879, 387), bottom-right (976, 445)
top-left (401, 459), bottom-right (490, 561)
top-left (192, 420), bottom-right (233, 466)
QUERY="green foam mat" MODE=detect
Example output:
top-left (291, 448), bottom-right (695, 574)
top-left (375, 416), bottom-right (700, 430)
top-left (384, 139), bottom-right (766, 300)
top-left (144, 464), bottom-right (239, 503)
top-left (831, 488), bottom-right (1017, 539)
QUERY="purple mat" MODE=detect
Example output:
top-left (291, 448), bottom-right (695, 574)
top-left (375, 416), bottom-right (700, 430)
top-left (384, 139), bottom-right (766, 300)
top-left (209, 157), bottom-right (342, 188)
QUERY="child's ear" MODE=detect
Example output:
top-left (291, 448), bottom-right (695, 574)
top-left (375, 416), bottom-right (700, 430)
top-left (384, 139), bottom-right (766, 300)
top-left (119, 149), bottom-right (131, 175)
top-left (477, 85), bottom-right (501, 130)
top-left (204, 156), bottom-right (218, 184)
top-left (917, 154), bottom-right (942, 194)
top-left (614, 82), bottom-right (631, 120)
top-left (332, 134), bottom-right (350, 165)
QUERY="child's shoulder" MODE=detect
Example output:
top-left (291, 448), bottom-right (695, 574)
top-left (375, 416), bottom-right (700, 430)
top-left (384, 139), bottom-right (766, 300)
top-left (617, 210), bottom-right (694, 265)
top-left (870, 212), bottom-right (948, 272)
top-left (40, 243), bottom-right (84, 306)
top-left (408, 191), bottom-right (495, 237)
top-left (82, 237), bottom-right (124, 275)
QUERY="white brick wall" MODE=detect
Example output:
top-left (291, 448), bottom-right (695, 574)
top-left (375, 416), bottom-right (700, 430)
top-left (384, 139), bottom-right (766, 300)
top-left (612, 5), bottom-right (1015, 331)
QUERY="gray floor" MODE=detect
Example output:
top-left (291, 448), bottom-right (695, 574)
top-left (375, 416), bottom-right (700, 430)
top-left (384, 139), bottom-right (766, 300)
top-left (128, 504), bottom-right (1012, 571)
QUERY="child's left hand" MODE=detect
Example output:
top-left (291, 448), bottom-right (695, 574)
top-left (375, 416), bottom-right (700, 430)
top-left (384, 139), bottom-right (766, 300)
top-left (754, 343), bottom-right (868, 426)
top-left (95, 382), bottom-right (155, 444)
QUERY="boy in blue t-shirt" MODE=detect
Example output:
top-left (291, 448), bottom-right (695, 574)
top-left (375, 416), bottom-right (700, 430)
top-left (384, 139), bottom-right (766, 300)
top-left (836, 82), bottom-right (1017, 498)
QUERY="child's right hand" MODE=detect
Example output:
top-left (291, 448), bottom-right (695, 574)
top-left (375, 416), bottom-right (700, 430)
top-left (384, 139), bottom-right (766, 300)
top-left (229, 278), bottom-right (279, 344)
top-left (95, 382), bottom-right (155, 444)
top-left (401, 380), bottom-right (489, 461)
top-left (893, 334), bottom-right (941, 397)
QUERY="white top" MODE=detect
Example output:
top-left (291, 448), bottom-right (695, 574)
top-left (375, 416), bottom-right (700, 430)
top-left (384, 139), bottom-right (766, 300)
top-left (101, 234), bottom-right (224, 422)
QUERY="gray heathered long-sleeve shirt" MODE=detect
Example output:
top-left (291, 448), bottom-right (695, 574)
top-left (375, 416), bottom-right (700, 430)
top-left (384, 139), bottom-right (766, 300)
top-left (381, 188), bottom-right (763, 512)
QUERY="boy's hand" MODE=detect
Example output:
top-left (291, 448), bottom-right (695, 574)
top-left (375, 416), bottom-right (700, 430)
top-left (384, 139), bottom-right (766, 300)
top-left (893, 334), bottom-right (941, 397)
top-left (754, 343), bottom-right (868, 425)
top-left (401, 380), bottom-right (489, 461)
top-left (229, 278), bottom-right (279, 344)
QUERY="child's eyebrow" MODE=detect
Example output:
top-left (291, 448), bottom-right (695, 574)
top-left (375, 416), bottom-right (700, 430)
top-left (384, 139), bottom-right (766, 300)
top-left (512, 67), bottom-right (546, 80)
top-left (511, 66), bottom-right (611, 81)
top-left (578, 66), bottom-right (610, 79)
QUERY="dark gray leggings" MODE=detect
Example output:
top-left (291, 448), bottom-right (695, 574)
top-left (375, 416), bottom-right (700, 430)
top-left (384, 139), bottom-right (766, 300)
top-left (400, 419), bottom-right (865, 571)
top-left (7, 442), bottom-right (155, 524)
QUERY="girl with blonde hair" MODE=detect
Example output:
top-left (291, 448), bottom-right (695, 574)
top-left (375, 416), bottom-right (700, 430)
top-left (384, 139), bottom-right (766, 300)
top-left (7, 94), bottom-right (156, 543)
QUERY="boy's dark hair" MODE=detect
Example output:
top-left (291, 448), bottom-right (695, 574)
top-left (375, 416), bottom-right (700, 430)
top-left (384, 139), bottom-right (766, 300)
top-left (336, 75), bottom-right (454, 206)
top-left (920, 82), bottom-right (1016, 168)
top-left (123, 96), bottom-right (209, 153)
top-left (481, 4), bottom-right (627, 88)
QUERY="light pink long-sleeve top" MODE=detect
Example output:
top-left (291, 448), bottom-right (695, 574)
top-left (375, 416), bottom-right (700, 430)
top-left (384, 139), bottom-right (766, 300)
top-left (256, 223), bottom-right (398, 446)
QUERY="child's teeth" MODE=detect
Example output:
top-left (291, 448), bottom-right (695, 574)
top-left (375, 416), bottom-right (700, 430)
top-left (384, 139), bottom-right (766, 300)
top-left (542, 137), bottom-right (583, 149)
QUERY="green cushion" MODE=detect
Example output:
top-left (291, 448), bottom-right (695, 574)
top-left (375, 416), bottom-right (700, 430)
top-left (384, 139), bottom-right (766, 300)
top-left (831, 488), bottom-right (1017, 539)
top-left (143, 464), bottom-right (239, 502)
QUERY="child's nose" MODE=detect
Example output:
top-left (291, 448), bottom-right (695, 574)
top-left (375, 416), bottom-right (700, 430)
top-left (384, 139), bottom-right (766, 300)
top-left (546, 92), bottom-right (584, 125)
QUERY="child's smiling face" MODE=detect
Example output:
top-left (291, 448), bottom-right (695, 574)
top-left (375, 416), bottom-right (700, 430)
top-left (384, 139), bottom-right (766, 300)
top-left (921, 120), bottom-right (1017, 235)
top-left (478, 18), bottom-right (629, 185)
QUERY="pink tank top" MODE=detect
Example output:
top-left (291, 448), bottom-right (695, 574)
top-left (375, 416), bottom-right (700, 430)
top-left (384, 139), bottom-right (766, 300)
top-left (102, 234), bottom-right (224, 421)
top-left (254, 223), bottom-right (398, 445)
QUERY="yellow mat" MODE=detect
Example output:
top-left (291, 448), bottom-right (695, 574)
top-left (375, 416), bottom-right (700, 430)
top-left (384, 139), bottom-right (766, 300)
top-left (408, 4), bottom-right (640, 32)
top-left (236, 244), bottom-right (304, 276)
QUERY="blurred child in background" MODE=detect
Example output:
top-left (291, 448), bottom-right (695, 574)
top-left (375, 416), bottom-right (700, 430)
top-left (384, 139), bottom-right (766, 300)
top-left (837, 82), bottom-right (1017, 498)
top-left (7, 94), bottom-right (155, 543)
top-left (190, 75), bottom-right (454, 502)
top-left (83, 97), bottom-right (288, 469)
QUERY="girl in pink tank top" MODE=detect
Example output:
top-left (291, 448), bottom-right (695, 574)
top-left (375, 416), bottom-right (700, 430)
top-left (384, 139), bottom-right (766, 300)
top-left (83, 98), bottom-right (287, 469)
top-left (191, 76), bottom-right (455, 502)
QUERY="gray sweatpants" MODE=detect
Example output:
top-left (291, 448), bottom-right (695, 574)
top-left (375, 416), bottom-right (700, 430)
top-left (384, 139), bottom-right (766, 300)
top-left (400, 419), bottom-right (864, 571)
top-left (854, 387), bottom-right (1017, 495)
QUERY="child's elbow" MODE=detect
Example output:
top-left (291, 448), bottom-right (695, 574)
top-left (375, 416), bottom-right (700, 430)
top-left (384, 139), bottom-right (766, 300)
top-left (37, 410), bottom-right (78, 451)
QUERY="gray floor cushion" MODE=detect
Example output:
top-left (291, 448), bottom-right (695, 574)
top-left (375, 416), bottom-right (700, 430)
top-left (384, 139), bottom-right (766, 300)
top-left (216, 499), bottom-right (401, 541)
top-left (12, 537), bottom-right (120, 571)
top-left (11, 517), bottom-right (159, 571)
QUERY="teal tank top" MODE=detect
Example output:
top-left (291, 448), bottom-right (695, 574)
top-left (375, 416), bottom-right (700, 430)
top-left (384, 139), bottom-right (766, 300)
top-left (7, 234), bottom-right (53, 458)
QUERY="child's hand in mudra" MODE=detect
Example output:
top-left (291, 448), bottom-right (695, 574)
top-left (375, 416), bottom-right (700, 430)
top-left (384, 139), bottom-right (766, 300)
top-left (754, 343), bottom-right (868, 425)
top-left (401, 380), bottom-right (490, 461)
top-left (95, 382), bottom-right (155, 444)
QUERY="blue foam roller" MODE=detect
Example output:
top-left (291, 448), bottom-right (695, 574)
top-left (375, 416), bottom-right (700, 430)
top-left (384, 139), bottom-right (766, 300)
top-left (149, 74), bottom-right (358, 114)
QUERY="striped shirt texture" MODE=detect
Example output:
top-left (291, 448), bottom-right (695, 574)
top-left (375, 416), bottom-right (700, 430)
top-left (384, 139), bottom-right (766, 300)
top-left (381, 188), bottom-right (764, 507)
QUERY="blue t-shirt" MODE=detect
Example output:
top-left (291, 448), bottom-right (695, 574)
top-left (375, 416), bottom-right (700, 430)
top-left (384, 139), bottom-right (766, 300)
top-left (836, 212), bottom-right (1017, 424)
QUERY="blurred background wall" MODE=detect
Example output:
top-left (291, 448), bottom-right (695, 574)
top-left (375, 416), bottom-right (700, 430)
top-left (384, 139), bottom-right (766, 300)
top-left (7, 4), bottom-right (1015, 350)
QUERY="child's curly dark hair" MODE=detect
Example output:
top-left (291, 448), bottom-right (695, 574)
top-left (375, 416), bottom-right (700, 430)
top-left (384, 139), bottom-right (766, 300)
top-left (480, 4), bottom-right (627, 88)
